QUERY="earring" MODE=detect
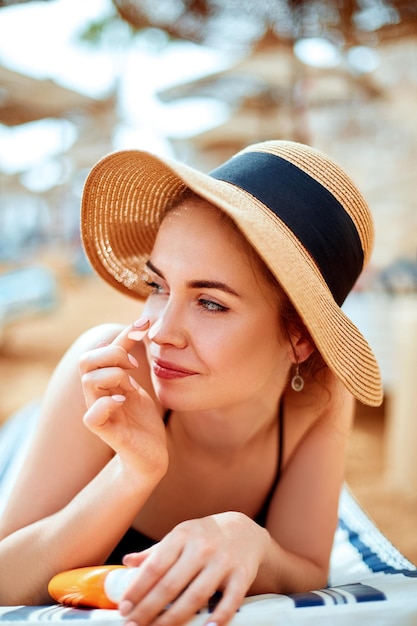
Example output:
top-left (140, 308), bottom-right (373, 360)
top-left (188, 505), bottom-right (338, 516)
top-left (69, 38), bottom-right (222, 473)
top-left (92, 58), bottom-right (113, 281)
top-left (291, 363), bottom-right (304, 392)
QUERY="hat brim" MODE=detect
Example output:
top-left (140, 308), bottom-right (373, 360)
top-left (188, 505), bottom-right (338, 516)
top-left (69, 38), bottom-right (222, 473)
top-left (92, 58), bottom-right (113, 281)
top-left (81, 149), bottom-right (383, 407)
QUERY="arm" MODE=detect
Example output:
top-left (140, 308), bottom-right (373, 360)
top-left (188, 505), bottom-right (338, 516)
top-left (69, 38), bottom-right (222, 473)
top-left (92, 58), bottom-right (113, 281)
top-left (0, 321), bottom-right (168, 605)
top-left (0, 455), bottom-right (161, 605)
top-left (254, 380), bottom-right (355, 595)
top-left (117, 377), bottom-right (354, 626)
top-left (0, 324), bottom-right (122, 535)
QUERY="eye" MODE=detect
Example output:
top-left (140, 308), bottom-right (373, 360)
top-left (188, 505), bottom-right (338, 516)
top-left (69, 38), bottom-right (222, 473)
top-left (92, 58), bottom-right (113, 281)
top-left (198, 298), bottom-right (229, 313)
top-left (141, 273), bottom-right (165, 294)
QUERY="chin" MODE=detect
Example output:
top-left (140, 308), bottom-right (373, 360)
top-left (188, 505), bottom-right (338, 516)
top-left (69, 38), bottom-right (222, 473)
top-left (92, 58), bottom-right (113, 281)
top-left (155, 386), bottom-right (187, 411)
top-left (158, 389), bottom-right (208, 414)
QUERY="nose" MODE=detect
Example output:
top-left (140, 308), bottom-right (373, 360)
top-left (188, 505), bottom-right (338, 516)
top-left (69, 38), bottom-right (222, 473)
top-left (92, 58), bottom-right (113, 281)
top-left (148, 302), bottom-right (188, 349)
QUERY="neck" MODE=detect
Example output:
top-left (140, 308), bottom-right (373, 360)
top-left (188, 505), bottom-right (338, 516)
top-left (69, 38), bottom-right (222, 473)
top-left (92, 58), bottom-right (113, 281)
top-left (167, 398), bottom-right (282, 458)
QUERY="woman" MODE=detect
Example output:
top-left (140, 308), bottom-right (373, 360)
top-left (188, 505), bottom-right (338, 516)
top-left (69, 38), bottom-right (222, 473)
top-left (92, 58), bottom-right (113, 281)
top-left (0, 140), bottom-right (382, 626)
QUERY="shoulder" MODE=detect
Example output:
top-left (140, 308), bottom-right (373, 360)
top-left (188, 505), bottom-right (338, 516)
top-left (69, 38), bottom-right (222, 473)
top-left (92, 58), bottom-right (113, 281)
top-left (71, 323), bottom-right (127, 351)
top-left (53, 323), bottom-right (130, 379)
top-left (283, 368), bottom-right (354, 465)
top-left (288, 366), bottom-right (354, 423)
top-left (267, 372), bottom-right (355, 578)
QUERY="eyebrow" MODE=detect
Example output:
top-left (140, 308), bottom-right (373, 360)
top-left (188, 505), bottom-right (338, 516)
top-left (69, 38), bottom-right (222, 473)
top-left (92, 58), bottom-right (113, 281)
top-left (145, 260), bottom-right (240, 297)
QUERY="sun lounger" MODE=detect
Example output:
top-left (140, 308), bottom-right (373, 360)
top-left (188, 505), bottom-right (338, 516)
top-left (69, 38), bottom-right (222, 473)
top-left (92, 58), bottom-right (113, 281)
top-left (0, 402), bottom-right (415, 625)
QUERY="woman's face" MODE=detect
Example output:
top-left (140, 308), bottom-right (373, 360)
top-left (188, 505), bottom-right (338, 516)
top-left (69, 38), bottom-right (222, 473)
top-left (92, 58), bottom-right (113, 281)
top-left (141, 198), bottom-right (293, 413)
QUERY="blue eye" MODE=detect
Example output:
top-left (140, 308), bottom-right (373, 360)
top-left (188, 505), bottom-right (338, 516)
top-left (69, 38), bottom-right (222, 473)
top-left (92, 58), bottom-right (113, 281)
top-left (199, 298), bottom-right (229, 312)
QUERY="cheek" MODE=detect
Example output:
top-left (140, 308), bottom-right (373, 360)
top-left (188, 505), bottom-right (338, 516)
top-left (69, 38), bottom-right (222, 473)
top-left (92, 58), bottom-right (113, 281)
top-left (208, 320), bottom-right (283, 372)
top-left (241, 317), bottom-right (287, 367)
top-left (142, 296), bottom-right (165, 321)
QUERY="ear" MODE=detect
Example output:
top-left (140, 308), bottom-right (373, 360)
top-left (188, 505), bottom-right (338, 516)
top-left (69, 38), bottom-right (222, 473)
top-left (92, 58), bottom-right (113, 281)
top-left (287, 333), bottom-right (314, 365)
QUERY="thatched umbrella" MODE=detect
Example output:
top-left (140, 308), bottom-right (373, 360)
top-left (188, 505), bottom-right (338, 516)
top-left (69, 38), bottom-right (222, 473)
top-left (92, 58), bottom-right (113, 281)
top-left (112, 0), bottom-right (417, 51)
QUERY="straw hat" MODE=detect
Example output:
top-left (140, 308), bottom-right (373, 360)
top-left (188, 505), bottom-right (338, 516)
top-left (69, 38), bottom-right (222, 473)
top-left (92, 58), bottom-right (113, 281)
top-left (81, 140), bottom-right (383, 407)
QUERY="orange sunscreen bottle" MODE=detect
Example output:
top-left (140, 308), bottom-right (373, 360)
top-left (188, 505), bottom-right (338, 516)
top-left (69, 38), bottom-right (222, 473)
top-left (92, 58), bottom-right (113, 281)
top-left (48, 565), bottom-right (139, 609)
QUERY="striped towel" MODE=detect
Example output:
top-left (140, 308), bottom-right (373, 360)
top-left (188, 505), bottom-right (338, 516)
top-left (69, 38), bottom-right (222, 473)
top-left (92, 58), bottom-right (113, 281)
top-left (0, 403), bottom-right (416, 625)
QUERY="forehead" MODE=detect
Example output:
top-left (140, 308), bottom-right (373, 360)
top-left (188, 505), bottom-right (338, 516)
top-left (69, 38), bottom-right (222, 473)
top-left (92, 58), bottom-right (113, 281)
top-left (162, 196), bottom-right (258, 256)
top-left (151, 199), bottom-right (281, 305)
top-left (157, 197), bottom-right (257, 262)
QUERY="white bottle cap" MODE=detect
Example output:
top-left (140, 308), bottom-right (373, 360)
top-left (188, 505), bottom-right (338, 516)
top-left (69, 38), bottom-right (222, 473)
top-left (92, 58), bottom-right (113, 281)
top-left (104, 567), bottom-right (140, 603)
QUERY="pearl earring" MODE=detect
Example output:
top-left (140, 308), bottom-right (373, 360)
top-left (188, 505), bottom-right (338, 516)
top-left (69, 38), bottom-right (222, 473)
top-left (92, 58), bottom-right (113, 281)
top-left (291, 363), bottom-right (304, 392)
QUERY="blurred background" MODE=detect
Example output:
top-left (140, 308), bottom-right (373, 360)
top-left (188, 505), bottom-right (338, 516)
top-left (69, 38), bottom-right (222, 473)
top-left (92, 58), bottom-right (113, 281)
top-left (0, 0), bottom-right (416, 562)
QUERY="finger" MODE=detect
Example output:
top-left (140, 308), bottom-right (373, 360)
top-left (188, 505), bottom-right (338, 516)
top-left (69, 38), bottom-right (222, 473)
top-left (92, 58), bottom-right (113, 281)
top-left (118, 542), bottom-right (187, 621)
top-left (121, 541), bottom-right (215, 626)
top-left (79, 317), bottom-right (149, 377)
top-left (112, 316), bottom-right (150, 352)
top-left (81, 367), bottom-right (139, 407)
top-left (79, 345), bottom-right (139, 376)
top-left (122, 550), bottom-right (151, 567)
top-left (204, 574), bottom-right (247, 626)
top-left (83, 394), bottom-right (126, 429)
top-left (121, 543), bottom-right (183, 605)
top-left (150, 541), bottom-right (235, 626)
top-left (151, 566), bottom-right (223, 626)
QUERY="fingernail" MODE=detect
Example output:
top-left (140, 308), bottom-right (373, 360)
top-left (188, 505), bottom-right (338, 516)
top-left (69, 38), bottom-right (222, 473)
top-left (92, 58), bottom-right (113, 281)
top-left (128, 330), bottom-right (145, 341)
top-left (127, 353), bottom-right (139, 367)
top-left (147, 318), bottom-right (162, 340)
top-left (129, 376), bottom-right (140, 391)
top-left (133, 316), bottom-right (148, 328)
top-left (112, 394), bottom-right (126, 402)
top-left (118, 599), bottom-right (134, 616)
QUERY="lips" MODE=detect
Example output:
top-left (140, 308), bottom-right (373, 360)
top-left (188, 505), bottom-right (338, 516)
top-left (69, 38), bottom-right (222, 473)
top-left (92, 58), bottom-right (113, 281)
top-left (152, 358), bottom-right (197, 380)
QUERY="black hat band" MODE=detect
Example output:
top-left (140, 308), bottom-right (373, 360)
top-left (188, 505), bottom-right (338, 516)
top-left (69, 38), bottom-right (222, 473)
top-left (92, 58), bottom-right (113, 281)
top-left (210, 151), bottom-right (364, 306)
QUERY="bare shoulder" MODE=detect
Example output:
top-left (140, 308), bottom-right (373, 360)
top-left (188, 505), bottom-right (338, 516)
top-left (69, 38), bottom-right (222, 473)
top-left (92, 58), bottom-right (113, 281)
top-left (43, 323), bottom-right (131, 398)
top-left (0, 324), bottom-right (128, 535)
top-left (268, 372), bottom-right (355, 577)
top-left (70, 322), bottom-right (127, 351)
top-left (283, 368), bottom-right (355, 466)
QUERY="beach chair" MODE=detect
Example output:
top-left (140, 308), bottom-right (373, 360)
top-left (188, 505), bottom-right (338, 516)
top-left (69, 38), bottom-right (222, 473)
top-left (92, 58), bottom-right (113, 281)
top-left (0, 402), bottom-right (416, 625)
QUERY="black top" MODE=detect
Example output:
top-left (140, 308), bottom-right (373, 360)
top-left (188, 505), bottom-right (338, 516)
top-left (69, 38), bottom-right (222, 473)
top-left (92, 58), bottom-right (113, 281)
top-left (105, 402), bottom-right (284, 565)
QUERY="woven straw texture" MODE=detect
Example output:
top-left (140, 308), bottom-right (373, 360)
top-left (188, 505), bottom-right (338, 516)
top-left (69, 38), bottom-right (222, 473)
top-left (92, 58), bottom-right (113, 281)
top-left (81, 141), bottom-right (382, 406)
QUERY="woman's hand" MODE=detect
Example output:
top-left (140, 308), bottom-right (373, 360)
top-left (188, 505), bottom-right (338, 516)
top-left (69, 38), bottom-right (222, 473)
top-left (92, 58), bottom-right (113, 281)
top-left (79, 318), bottom-right (168, 482)
top-left (118, 512), bottom-right (269, 626)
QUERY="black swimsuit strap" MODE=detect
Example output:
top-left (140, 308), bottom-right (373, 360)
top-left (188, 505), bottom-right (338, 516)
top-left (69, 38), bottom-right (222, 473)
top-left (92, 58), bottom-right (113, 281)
top-left (277, 398), bottom-right (285, 482)
top-left (254, 399), bottom-right (284, 526)
top-left (106, 402), bottom-right (284, 564)
top-left (164, 404), bottom-right (284, 526)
